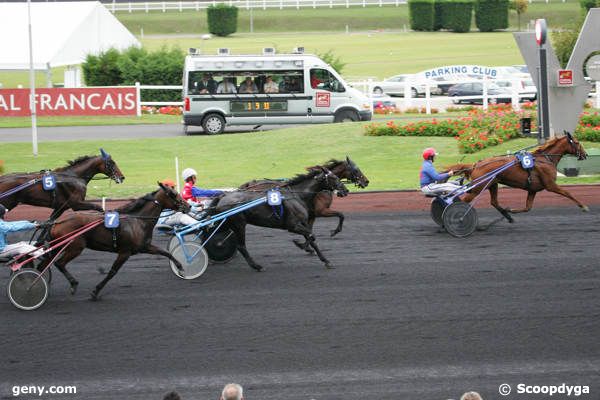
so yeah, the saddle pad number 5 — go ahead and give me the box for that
[104,211,120,228]
[520,153,535,169]
[267,189,282,206]
[42,174,56,191]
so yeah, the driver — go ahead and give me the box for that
[420,148,458,195]
[0,204,44,259]
[181,168,224,207]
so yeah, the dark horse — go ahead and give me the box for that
[239,157,369,246]
[213,167,349,271]
[446,132,588,221]
[38,183,190,300]
[0,149,125,221]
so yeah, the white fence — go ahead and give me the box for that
[135,79,600,116]
[104,0,570,12]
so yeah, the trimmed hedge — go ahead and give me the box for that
[579,0,596,11]
[438,0,473,32]
[475,0,509,32]
[434,0,444,31]
[409,0,435,31]
[82,48,122,87]
[207,4,238,37]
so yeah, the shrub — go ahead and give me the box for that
[475,0,509,32]
[434,0,445,30]
[82,48,122,86]
[510,0,528,30]
[207,4,238,37]
[552,29,579,68]
[579,0,596,11]
[408,0,435,31]
[576,111,600,141]
[441,0,473,32]
[317,50,347,74]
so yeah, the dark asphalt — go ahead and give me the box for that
[1,208,599,400]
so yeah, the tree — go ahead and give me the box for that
[207,4,238,37]
[510,0,528,31]
[317,50,347,74]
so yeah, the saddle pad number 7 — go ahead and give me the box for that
[104,211,120,228]
[267,189,282,206]
[519,153,535,169]
[42,174,56,191]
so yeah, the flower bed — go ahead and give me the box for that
[365,105,533,153]
[141,105,183,115]
[575,111,600,142]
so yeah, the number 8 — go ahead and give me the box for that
[270,192,279,203]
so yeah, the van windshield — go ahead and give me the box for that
[187,70,305,95]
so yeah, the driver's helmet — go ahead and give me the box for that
[182,168,197,181]
[422,148,438,160]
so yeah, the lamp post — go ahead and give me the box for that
[27,0,38,156]
[535,18,550,144]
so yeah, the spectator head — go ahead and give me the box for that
[265,75,272,82]
[202,73,210,81]
[162,391,182,400]
[460,392,483,400]
[220,383,243,400]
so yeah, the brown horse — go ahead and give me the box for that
[446,133,588,221]
[0,149,125,220]
[38,183,190,300]
[239,157,369,244]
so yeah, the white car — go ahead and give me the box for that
[372,74,441,97]
[495,78,537,102]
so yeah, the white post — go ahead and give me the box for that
[596,81,600,109]
[175,157,181,193]
[27,0,38,157]
[162,1,166,12]
[511,78,520,111]
[102,197,106,211]
[425,82,431,114]
[482,78,488,111]
[135,82,142,117]
[140,27,144,39]
[179,1,183,11]
[146,2,149,12]
[128,1,132,12]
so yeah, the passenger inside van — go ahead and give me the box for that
[196,73,217,94]
[238,77,258,93]
[217,78,237,94]
[263,76,279,93]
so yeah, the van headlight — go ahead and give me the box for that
[362,103,371,110]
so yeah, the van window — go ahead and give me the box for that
[187,70,304,95]
[310,68,345,93]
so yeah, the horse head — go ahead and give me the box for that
[317,167,349,197]
[99,148,125,184]
[564,131,587,160]
[345,156,369,188]
[157,181,191,213]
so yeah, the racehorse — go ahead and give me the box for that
[0,149,125,221]
[212,167,349,271]
[38,183,190,300]
[239,157,369,248]
[445,132,588,221]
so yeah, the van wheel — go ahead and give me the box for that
[411,87,419,98]
[202,114,225,135]
[373,86,383,95]
[183,125,190,135]
[334,110,359,123]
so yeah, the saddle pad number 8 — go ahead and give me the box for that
[267,189,282,206]
[42,174,56,191]
[518,153,535,170]
[104,211,120,228]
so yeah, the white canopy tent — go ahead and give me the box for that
[0,1,140,86]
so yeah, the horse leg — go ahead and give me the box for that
[290,223,333,269]
[325,209,345,237]
[488,183,514,223]
[509,191,537,213]
[90,252,131,301]
[541,180,589,212]
[51,240,86,294]
[140,244,184,276]
[230,223,264,272]
[293,216,316,254]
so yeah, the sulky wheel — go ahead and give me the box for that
[168,233,197,253]
[430,197,447,227]
[204,229,237,264]
[169,242,209,280]
[442,201,478,238]
[7,269,49,311]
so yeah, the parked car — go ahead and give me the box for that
[495,78,537,101]
[372,95,398,111]
[372,74,441,97]
[448,82,512,104]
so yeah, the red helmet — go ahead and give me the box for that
[422,147,438,160]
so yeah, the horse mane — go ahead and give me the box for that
[54,155,98,172]
[305,159,344,172]
[532,137,561,154]
[286,168,322,186]
[116,191,157,214]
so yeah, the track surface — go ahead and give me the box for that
[1,208,599,400]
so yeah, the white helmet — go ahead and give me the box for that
[182,168,197,181]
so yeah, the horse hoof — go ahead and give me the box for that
[325,263,335,269]
[292,239,305,249]
[330,230,339,237]
[89,291,100,301]
[582,205,590,212]
[251,265,264,272]
[70,282,79,295]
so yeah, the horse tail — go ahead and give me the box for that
[444,163,474,179]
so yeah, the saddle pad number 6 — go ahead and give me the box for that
[520,153,535,169]
[267,189,282,206]
[42,174,56,191]
[104,211,120,228]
